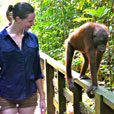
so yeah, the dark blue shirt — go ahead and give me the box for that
[0,27,43,100]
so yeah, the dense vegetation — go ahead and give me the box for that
[30,0,114,91]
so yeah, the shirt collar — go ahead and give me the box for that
[1,27,30,39]
[1,26,9,39]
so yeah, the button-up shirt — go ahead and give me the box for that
[0,27,43,100]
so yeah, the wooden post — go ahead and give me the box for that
[57,71,66,114]
[73,83,82,114]
[95,94,103,114]
[44,60,55,114]
[95,93,114,114]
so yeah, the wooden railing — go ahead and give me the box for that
[40,51,114,114]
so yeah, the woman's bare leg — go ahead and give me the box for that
[18,106,36,114]
[0,108,17,114]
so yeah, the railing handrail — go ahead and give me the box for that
[40,51,114,113]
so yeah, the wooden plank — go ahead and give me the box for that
[57,71,66,114]
[73,83,82,114]
[63,88,73,103]
[80,102,94,114]
[40,51,114,112]
[95,86,114,110]
[45,60,55,114]
[53,98,59,113]
[73,72,114,110]
[95,94,103,114]
[40,51,66,74]
[103,97,114,110]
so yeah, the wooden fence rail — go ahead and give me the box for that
[40,51,114,114]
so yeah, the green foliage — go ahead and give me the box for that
[30,0,114,89]
[77,0,85,10]
[73,17,93,21]
[84,6,110,18]
[31,0,66,59]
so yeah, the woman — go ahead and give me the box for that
[0,2,46,114]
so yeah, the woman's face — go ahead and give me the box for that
[20,12,35,30]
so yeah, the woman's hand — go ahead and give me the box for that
[40,99,47,114]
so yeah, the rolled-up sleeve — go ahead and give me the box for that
[33,36,44,80]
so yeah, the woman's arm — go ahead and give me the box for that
[36,79,46,114]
